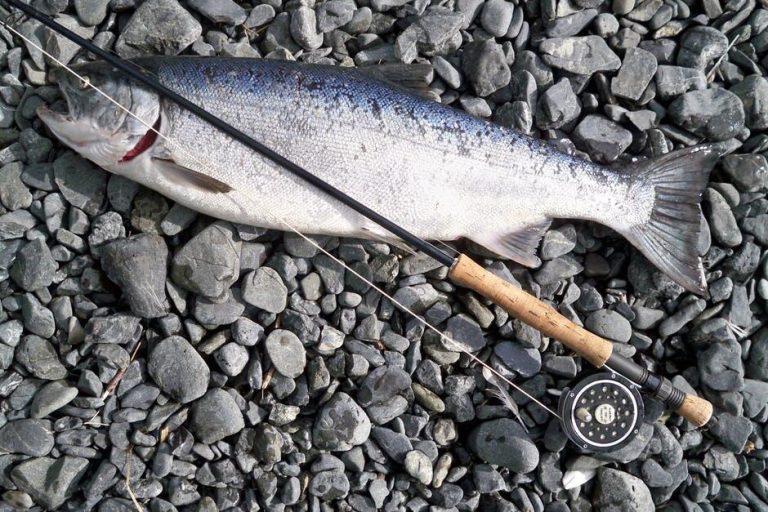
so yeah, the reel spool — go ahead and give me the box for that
[559,372,643,452]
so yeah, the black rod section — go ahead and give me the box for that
[2,0,456,268]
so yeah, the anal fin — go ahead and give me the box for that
[152,157,234,194]
[470,219,552,267]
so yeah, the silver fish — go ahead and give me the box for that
[37,57,718,293]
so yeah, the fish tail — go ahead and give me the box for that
[622,145,720,296]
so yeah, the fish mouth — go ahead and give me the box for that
[36,103,84,148]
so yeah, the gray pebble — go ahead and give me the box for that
[0,419,54,456]
[53,152,105,216]
[677,26,728,70]
[265,329,306,378]
[313,392,371,451]
[10,456,89,510]
[188,0,246,25]
[462,39,511,97]
[115,0,202,57]
[468,419,538,473]
[171,222,241,300]
[10,238,56,291]
[573,115,633,162]
[15,335,66,379]
[242,266,288,313]
[540,36,621,76]
[102,234,170,318]
[188,388,245,443]
[30,380,78,418]
[147,335,210,403]
[594,468,654,511]
[668,88,745,141]
[611,47,657,101]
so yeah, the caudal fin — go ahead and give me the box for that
[623,145,720,295]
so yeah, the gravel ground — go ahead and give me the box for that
[0,0,767,511]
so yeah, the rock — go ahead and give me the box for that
[242,267,288,313]
[358,365,412,407]
[540,36,621,75]
[462,39,511,97]
[473,464,506,493]
[444,313,486,352]
[480,0,514,37]
[677,26,729,70]
[704,189,742,247]
[308,471,350,500]
[193,288,245,326]
[535,254,583,285]
[731,75,768,130]
[147,336,210,403]
[265,329,306,378]
[668,89,745,142]
[10,238,56,291]
[22,294,55,338]
[0,210,36,240]
[468,419,539,473]
[30,380,78,418]
[747,329,768,380]
[494,341,541,377]
[594,468,654,512]
[214,342,249,377]
[0,162,32,210]
[573,115,633,162]
[394,11,463,63]
[721,153,768,192]
[611,47,657,101]
[316,0,355,32]
[547,9,598,38]
[101,234,169,318]
[74,0,109,26]
[10,456,89,510]
[698,340,744,392]
[16,335,66,380]
[187,0,246,25]
[291,7,323,50]
[709,412,753,453]
[189,389,245,443]
[585,309,632,342]
[171,222,241,300]
[655,65,706,100]
[0,419,54,456]
[115,0,202,58]
[540,224,577,259]
[313,392,371,451]
[536,78,581,130]
[53,152,106,216]
[404,450,433,485]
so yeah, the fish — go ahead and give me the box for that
[37,56,719,294]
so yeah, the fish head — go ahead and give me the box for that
[37,62,161,170]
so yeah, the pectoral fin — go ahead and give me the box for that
[152,158,234,194]
[470,219,552,267]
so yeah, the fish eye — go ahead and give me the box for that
[78,76,90,89]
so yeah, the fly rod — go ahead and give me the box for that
[3,0,713,444]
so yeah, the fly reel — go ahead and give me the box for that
[559,372,643,452]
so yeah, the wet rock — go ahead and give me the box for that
[462,39,511,97]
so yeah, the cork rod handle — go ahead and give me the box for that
[448,254,614,367]
[676,394,714,428]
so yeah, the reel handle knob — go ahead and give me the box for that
[676,394,714,428]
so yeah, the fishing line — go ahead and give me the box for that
[3,18,562,420]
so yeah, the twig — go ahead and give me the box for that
[85,341,143,426]
[125,446,143,512]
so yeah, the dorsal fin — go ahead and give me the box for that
[358,63,438,101]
